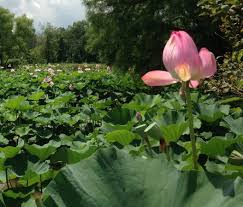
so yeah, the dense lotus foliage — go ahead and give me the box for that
[0,0,242,205]
[0,63,242,206]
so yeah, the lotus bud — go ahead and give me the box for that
[162,31,201,81]
[136,112,142,122]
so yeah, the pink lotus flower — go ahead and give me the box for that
[142,31,216,88]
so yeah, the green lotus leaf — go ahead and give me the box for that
[105,130,137,145]
[223,116,243,135]
[4,96,31,111]
[146,111,189,142]
[198,103,230,123]
[123,93,162,112]
[24,141,61,161]
[0,139,24,169]
[50,143,97,164]
[104,108,136,125]
[28,91,45,101]
[43,148,243,207]
[201,136,243,156]
[0,134,8,145]
[15,125,31,137]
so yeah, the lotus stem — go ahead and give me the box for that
[160,139,170,160]
[35,199,44,207]
[183,82,198,170]
[165,145,170,161]
[33,191,44,207]
[144,136,153,157]
[5,168,9,189]
[40,175,42,193]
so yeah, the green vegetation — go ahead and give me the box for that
[198,0,243,96]
[43,148,243,207]
[0,65,242,206]
[0,0,242,206]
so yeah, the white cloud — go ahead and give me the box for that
[32,1,41,9]
[0,0,86,30]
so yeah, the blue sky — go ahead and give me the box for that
[0,0,86,29]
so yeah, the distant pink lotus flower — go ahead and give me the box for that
[69,84,74,91]
[43,76,54,87]
[142,31,216,88]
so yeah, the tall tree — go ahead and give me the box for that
[83,0,221,73]
[43,24,61,63]
[57,30,67,62]
[66,21,90,63]
[14,15,36,62]
[0,7,14,65]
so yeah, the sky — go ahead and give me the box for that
[0,0,86,30]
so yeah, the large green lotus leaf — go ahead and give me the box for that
[24,141,61,161]
[0,134,8,145]
[50,144,97,164]
[35,128,53,139]
[123,93,162,112]
[157,110,187,126]
[101,121,134,133]
[201,136,236,156]
[103,108,136,125]
[22,111,40,120]
[105,130,137,145]
[101,108,136,133]
[183,117,202,135]
[143,122,162,141]
[4,96,31,111]
[160,123,188,142]
[201,136,243,156]
[19,167,56,187]
[15,125,31,137]
[47,92,76,109]
[198,103,230,123]
[2,111,18,122]
[53,114,72,125]
[140,117,199,142]
[163,92,185,110]
[146,111,189,142]
[28,91,45,101]
[4,96,25,110]
[223,116,243,135]
[0,140,24,170]
[43,148,243,207]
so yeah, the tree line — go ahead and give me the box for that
[0,7,96,68]
[0,0,241,73]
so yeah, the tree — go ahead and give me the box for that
[83,0,222,73]
[39,21,96,64]
[14,15,36,62]
[43,24,61,63]
[0,7,14,65]
[57,29,67,62]
[29,34,46,64]
[0,8,36,66]
[65,21,96,63]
